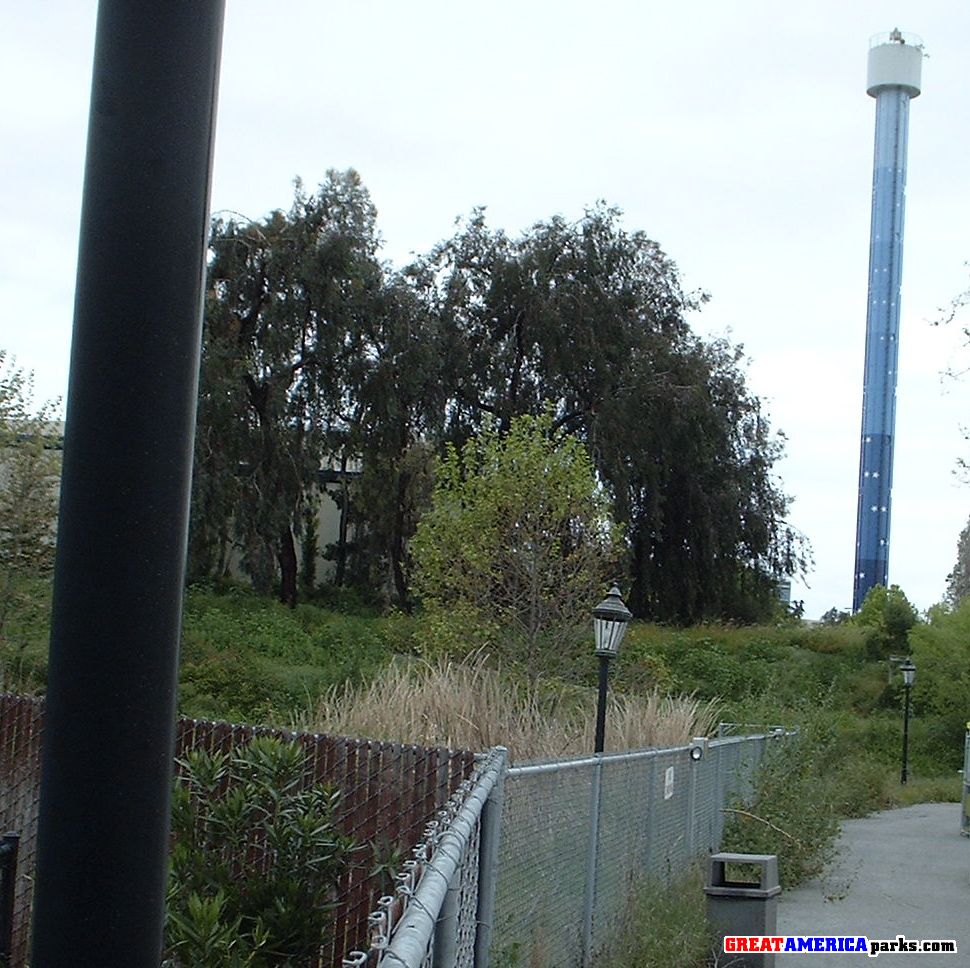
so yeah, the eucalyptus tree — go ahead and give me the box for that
[414,205,806,622]
[332,269,446,604]
[191,170,384,606]
[945,516,970,607]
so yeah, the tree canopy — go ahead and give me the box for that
[409,205,807,622]
[190,171,808,623]
[410,411,622,677]
[852,583,919,657]
[945,515,970,607]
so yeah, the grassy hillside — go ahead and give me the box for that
[1,580,965,779]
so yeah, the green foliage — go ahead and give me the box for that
[852,584,919,658]
[0,352,60,652]
[300,508,318,594]
[599,864,714,968]
[820,605,851,625]
[165,736,358,967]
[0,572,50,692]
[410,411,623,678]
[721,713,842,887]
[908,598,970,771]
[884,773,961,807]
[945,514,970,606]
[191,178,807,625]
[178,585,389,722]
[415,206,808,625]
[192,170,385,606]
[616,622,866,710]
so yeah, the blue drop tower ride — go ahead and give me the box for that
[853,30,922,612]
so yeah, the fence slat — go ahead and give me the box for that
[0,695,479,968]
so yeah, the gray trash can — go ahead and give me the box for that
[705,852,781,967]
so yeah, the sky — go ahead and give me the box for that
[3,1,970,620]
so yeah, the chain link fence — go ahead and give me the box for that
[0,689,781,968]
[352,731,780,968]
[344,746,508,968]
[489,732,776,968]
[962,729,970,836]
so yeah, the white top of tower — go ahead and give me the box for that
[867,29,923,98]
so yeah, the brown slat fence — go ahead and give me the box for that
[0,693,478,967]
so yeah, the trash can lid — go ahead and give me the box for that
[704,884,782,900]
[708,852,780,892]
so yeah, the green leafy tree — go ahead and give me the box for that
[192,170,384,606]
[410,410,623,678]
[331,271,445,605]
[0,351,60,637]
[945,515,970,606]
[192,183,806,620]
[853,584,919,657]
[165,736,358,967]
[909,599,970,768]
[412,205,807,622]
[820,606,851,625]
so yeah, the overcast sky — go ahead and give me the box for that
[3,1,970,619]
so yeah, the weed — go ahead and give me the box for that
[720,712,841,888]
[599,863,716,968]
[296,651,719,761]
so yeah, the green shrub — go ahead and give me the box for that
[720,712,842,888]
[178,587,390,722]
[0,573,51,692]
[164,736,358,967]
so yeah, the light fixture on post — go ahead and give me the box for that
[900,657,916,785]
[592,584,632,754]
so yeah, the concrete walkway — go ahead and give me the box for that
[775,803,967,964]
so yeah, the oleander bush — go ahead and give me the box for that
[163,735,358,967]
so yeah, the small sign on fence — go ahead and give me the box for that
[664,765,675,800]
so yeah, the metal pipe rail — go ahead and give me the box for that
[344,747,508,968]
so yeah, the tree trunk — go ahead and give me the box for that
[335,454,349,588]
[390,468,411,612]
[278,526,298,608]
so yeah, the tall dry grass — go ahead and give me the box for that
[294,653,719,763]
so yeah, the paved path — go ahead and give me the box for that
[775,803,967,965]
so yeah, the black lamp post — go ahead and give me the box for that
[592,585,632,754]
[900,657,916,785]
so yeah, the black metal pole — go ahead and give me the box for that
[594,654,610,754]
[901,683,911,785]
[0,833,19,965]
[30,4,224,965]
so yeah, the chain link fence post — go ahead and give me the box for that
[473,747,507,968]
[433,866,461,968]
[687,746,698,855]
[961,729,970,836]
[581,757,603,967]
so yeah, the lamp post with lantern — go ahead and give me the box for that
[592,585,633,754]
[900,657,916,785]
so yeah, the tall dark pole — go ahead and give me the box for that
[594,654,610,754]
[901,681,912,785]
[30,4,224,965]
